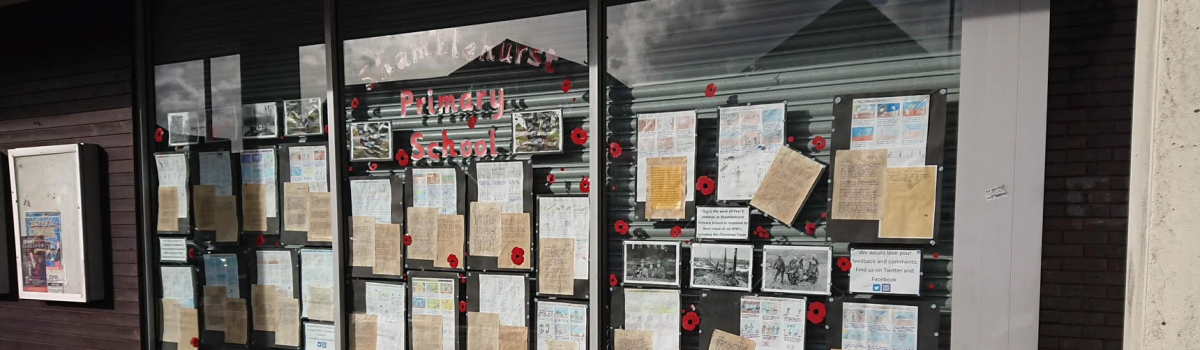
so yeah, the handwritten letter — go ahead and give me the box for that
[406,207,438,260]
[351,216,377,267]
[307,192,333,241]
[374,223,403,275]
[832,149,887,220]
[538,238,575,295]
[412,314,444,350]
[193,185,216,230]
[750,147,825,225]
[614,329,654,350]
[435,214,465,268]
[469,202,503,257]
[214,195,238,242]
[283,182,310,231]
[224,298,247,344]
[467,312,501,350]
[646,156,687,219]
[709,329,757,350]
[242,184,268,231]
[498,213,530,269]
[157,187,180,231]
[879,166,937,239]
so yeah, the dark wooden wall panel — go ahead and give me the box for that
[0,0,138,349]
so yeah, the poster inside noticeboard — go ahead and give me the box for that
[278,142,331,246]
[825,298,942,350]
[466,160,534,271]
[827,90,948,244]
[348,175,406,280]
[154,150,197,236]
[404,166,468,272]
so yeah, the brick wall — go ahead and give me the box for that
[1040,0,1136,349]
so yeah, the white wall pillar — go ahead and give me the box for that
[1124,0,1200,348]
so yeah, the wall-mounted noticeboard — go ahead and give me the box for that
[8,144,106,303]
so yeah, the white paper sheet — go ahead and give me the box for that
[412,168,458,215]
[535,301,587,350]
[203,254,240,298]
[199,151,234,196]
[364,282,408,350]
[289,145,329,192]
[159,237,187,262]
[241,149,278,217]
[841,302,919,350]
[636,110,696,203]
[475,162,526,213]
[624,289,680,350]
[717,103,787,200]
[478,274,526,327]
[538,197,590,279]
[300,249,335,319]
[695,206,750,240]
[351,179,393,224]
[411,277,456,350]
[740,295,806,350]
[161,266,195,308]
[848,249,922,295]
[304,322,336,350]
[849,95,930,167]
[155,153,189,218]
[256,250,294,296]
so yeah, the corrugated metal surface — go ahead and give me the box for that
[602,0,960,348]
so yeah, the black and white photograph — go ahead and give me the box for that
[512,109,563,154]
[623,241,680,286]
[350,121,392,161]
[284,98,323,136]
[689,243,753,291]
[761,245,832,295]
[243,102,279,139]
[167,111,203,146]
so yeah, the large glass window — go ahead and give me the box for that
[601,0,960,349]
[147,0,333,348]
[335,1,591,350]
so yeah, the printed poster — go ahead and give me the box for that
[475,161,526,213]
[636,111,696,203]
[289,145,328,192]
[536,301,587,350]
[740,295,806,350]
[411,278,456,350]
[841,303,919,350]
[241,149,278,217]
[850,95,930,167]
[718,103,787,200]
[413,168,458,215]
[21,211,63,293]
[155,153,189,218]
[203,254,240,298]
[351,178,393,223]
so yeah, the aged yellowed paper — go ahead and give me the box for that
[214,195,238,242]
[646,156,687,219]
[468,312,501,350]
[283,182,311,231]
[157,187,180,231]
[193,185,216,230]
[538,238,575,295]
[351,216,377,267]
[749,147,825,224]
[469,202,503,257]
[407,207,438,260]
[435,214,465,268]
[880,166,937,239]
[498,213,531,269]
[307,192,333,241]
[374,223,403,275]
[831,149,887,220]
[242,184,268,231]
[614,329,654,350]
[708,329,757,350]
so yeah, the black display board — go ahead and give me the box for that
[534,195,590,300]
[465,160,535,272]
[348,175,407,279]
[191,145,243,245]
[827,89,948,244]
[404,166,468,272]
[407,270,466,350]
[197,246,254,349]
[279,142,331,246]
[465,272,534,349]
[825,298,942,350]
[248,248,303,349]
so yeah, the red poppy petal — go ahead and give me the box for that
[788,136,795,143]
[608,274,619,287]
[459,301,467,312]
[562,80,572,93]
[547,174,556,184]
[704,83,717,98]
[154,128,164,142]
[368,162,378,171]
[933,253,940,259]
[812,136,827,151]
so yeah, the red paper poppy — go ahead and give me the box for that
[511,247,526,266]
[190,337,200,348]
[579,177,591,193]
[348,166,354,172]
[561,79,572,93]
[812,136,827,151]
[805,222,817,235]
[570,127,588,145]
[447,254,459,268]
[696,176,715,196]
[704,83,717,98]
[324,124,329,134]
[755,226,769,238]
[929,283,936,290]
[403,235,412,246]
[787,136,795,143]
[458,301,468,313]
[546,174,556,184]
[807,302,826,324]
[368,162,378,171]
[350,97,361,109]
[254,235,266,246]
[154,128,164,143]
[682,311,701,331]
[395,149,410,166]
[467,116,478,129]
[608,274,619,287]
[837,257,852,272]
[609,142,623,158]
[614,220,629,235]
[933,253,940,259]
[670,226,683,238]
[821,212,828,219]
[187,249,196,259]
